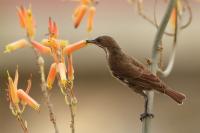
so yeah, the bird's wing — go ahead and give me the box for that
[127,56,164,89]
[128,56,146,69]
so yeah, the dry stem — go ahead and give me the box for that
[59,81,76,133]
[27,38,59,133]
[34,50,59,133]
[17,113,28,133]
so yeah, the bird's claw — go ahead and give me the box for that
[140,112,154,121]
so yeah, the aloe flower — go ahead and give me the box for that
[17,5,36,38]
[169,0,184,30]
[4,39,28,53]
[7,67,40,114]
[31,18,76,90]
[4,5,36,53]
[72,0,97,32]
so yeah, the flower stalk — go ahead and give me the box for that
[142,0,176,133]
[32,46,59,133]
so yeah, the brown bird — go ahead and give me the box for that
[86,36,186,120]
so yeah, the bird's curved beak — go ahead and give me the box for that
[86,39,96,44]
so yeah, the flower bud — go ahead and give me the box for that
[17,6,26,28]
[4,39,28,53]
[17,89,40,112]
[73,4,88,28]
[7,71,19,104]
[67,55,74,81]
[26,8,36,38]
[87,6,96,32]
[47,63,57,89]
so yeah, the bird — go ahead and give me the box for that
[86,35,186,121]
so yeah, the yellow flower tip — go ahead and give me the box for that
[47,83,53,90]
[34,104,40,112]
[4,49,11,53]
[60,40,69,47]
[60,80,67,87]
[4,39,28,53]
[41,39,51,47]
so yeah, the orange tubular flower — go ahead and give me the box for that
[17,5,36,38]
[4,39,28,53]
[87,6,96,32]
[31,40,51,54]
[17,89,40,112]
[48,18,59,38]
[58,63,67,85]
[17,6,26,28]
[73,6,82,18]
[47,63,57,89]
[81,0,91,5]
[170,7,177,30]
[26,8,36,38]
[73,4,88,28]
[63,40,87,55]
[7,68,40,112]
[72,0,97,32]
[67,54,74,81]
[7,71,19,105]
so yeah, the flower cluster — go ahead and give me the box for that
[17,5,36,38]
[7,67,40,115]
[4,5,35,53]
[4,5,89,99]
[4,4,90,131]
[72,0,97,32]
[31,18,87,91]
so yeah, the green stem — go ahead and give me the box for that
[142,0,176,133]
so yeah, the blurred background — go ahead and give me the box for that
[0,0,199,133]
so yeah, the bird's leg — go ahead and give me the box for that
[140,93,154,121]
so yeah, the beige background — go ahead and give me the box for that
[0,0,199,133]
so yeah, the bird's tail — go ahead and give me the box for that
[165,88,186,104]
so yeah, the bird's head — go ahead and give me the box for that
[86,36,120,50]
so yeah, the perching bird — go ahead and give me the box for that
[86,36,186,120]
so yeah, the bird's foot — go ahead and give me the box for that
[140,112,154,121]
